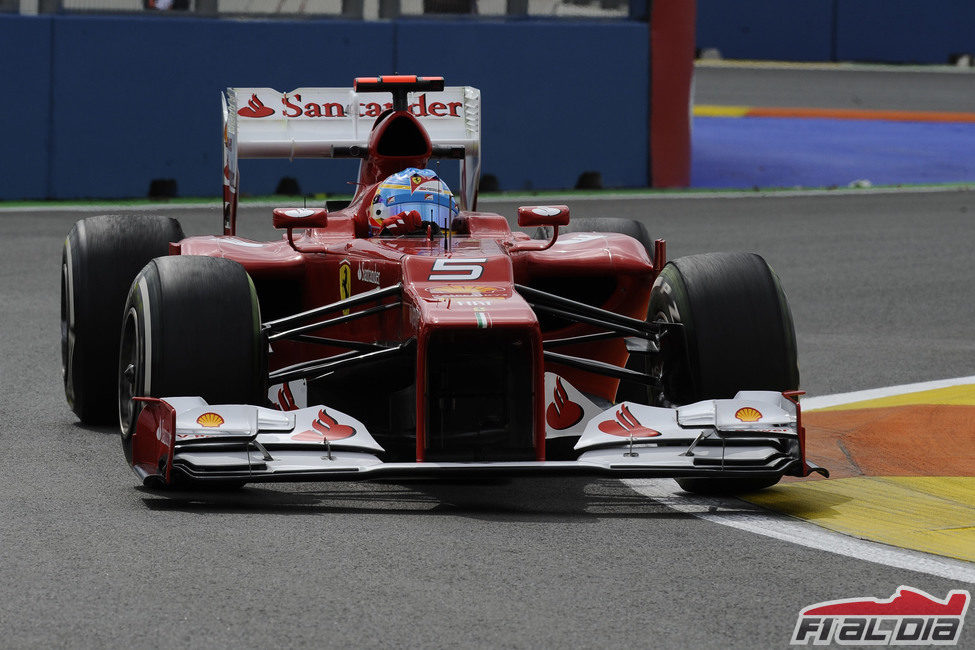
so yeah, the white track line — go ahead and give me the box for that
[625,478,975,583]
[801,374,975,411]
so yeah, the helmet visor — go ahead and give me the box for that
[386,193,458,229]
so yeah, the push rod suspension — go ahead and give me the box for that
[269,345,406,385]
[263,283,402,333]
[543,351,653,385]
[268,302,400,342]
[514,284,655,337]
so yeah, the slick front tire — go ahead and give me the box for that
[675,476,781,495]
[62,215,184,424]
[118,256,265,452]
[649,252,799,406]
[648,252,799,495]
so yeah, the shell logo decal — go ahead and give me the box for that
[734,407,763,422]
[196,412,225,428]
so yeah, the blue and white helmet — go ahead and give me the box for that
[368,168,458,236]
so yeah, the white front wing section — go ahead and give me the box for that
[141,391,807,485]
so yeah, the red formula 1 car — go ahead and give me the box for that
[61,76,826,492]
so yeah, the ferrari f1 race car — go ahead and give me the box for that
[61,75,827,493]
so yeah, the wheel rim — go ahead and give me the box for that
[118,308,141,437]
[60,262,70,383]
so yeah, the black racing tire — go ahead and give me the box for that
[648,252,799,495]
[61,215,184,424]
[118,256,265,456]
[533,217,654,259]
[649,252,799,405]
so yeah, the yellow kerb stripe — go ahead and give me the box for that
[743,477,975,563]
[810,384,975,412]
[693,105,751,118]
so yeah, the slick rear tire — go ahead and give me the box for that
[62,215,184,424]
[648,252,799,495]
[118,256,265,450]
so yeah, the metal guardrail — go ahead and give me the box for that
[9,0,638,19]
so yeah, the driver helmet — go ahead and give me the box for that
[367,168,458,236]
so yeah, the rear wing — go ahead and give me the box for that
[222,84,481,235]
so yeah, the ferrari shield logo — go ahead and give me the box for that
[339,260,352,314]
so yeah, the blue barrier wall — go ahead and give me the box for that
[695,0,834,62]
[395,21,649,193]
[836,0,975,63]
[1,16,53,199]
[0,15,648,200]
[697,0,975,64]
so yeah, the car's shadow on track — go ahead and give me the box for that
[72,421,120,436]
[137,476,757,522]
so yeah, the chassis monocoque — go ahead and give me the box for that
[61,76,827,492]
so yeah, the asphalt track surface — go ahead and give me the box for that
[693,63,975,112]
[1,189,973,648]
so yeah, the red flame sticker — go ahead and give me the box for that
[546,377,584,430]
[597,404,661,438]
[237,94,274,118]
[292,409,356,442]
[276,382,298,411]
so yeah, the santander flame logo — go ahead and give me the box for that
[276,382,298,411]
[546,377,584,430]
[237,94,274,118]
[597,404,660,438]
[292,409,356,442]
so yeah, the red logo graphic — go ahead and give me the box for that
[237,94,274,118]
[409,172,430,193]
[791,586,970,646]
[546,377,584,430]
[292,409,356,442]
[802,587,969,617]
[276,382,298,411]
[597,404,660,438]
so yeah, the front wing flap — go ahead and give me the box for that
[129,391,826,487]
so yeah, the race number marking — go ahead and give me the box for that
[428,258,487,281]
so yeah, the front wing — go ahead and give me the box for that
[129,392,827,487]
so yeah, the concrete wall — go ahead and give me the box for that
[697,0,975,64]
[0,14,649,200]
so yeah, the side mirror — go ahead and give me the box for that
[509,205,570,253]
[273,207,327,251]
[517,205,570,228]
[272,207,328,230]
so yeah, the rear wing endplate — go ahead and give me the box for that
[222,85,481,235]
